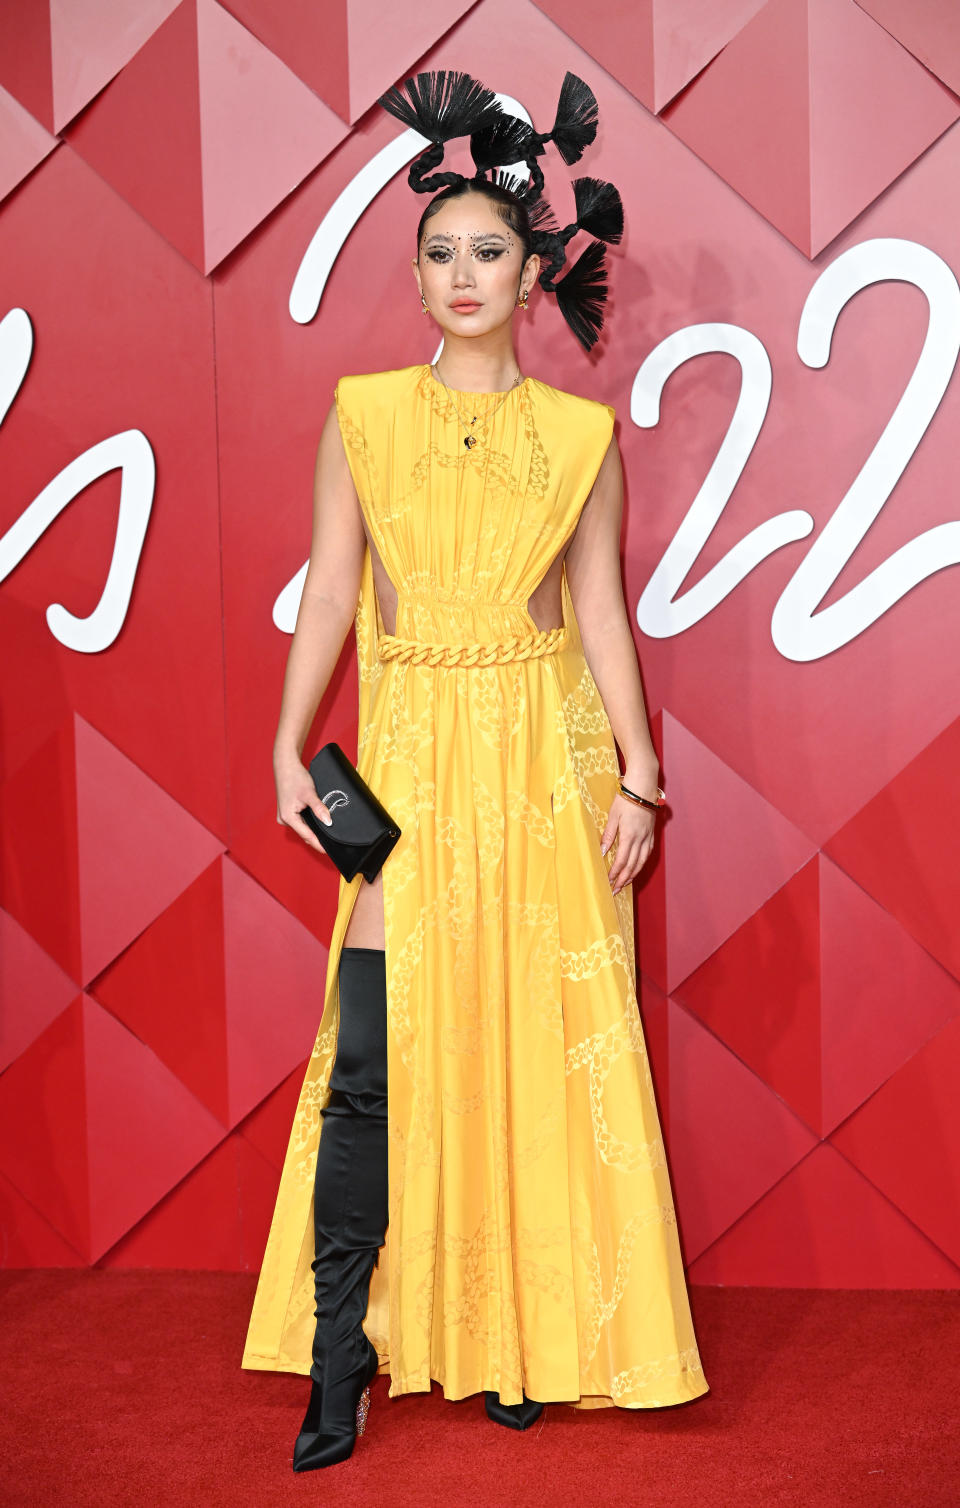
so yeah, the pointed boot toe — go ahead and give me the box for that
[293,1426,358,1472]
[291,1338,379,1472]
[484,1391,545,1431]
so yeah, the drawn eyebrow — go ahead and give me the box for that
[424,232,509,245]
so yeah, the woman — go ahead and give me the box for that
[242,69,710,1472]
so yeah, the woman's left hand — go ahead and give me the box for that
[600,792,657,894]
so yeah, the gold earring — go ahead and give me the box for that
[421,291,429,314]
[517,288,529,310]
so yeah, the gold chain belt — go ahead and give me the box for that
[377,625,567,667]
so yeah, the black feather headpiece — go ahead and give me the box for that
[376,69,623,353]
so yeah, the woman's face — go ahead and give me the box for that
[412,192,538,338]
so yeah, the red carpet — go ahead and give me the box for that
[1,1272,956,1506]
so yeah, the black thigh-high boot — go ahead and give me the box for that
[292,946,388,1473]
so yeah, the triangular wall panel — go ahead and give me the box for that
[83,995,226,1261]
[64,0,349,272]
[531,0,768,114]
[689,1143,960,1287]
[222,0,477,125]
[676,860,823,1133]
[0,908,79,1073]
[676,855,960,1137]
[75,716,226,985]
[819,857,960,1133]
[234,1064,309,1173]
[856,0,960,98]
[0,998,91,1255]
[98,1129,280,1271]
[0,995,227,1262]
[825,716,960,987]
[657,711,814,994]
[665,1000,818,1261]
[660,0,960,256]
[0,82,58,206]
[91,860,229,1122]
[91,856,329,1130]
[0,1,181,134]
[830,1014,960,1268]
[0,1166,86,1268]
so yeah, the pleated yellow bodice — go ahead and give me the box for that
[242,362,709,1409]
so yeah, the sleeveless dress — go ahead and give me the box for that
[241,362,709,1410]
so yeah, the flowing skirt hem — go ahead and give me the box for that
[241,1349,710,1411]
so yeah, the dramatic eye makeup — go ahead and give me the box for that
[423,231,514,263]
[426,246,505,262]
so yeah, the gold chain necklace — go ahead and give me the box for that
[431,363,523,449]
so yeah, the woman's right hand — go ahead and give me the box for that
[275,754,334,855]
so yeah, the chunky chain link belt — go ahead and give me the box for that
[376,625,567,668]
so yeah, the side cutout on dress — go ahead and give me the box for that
[362,523,398,637]
[524,547,568,633]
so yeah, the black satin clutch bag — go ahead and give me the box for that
[297,740,401,883]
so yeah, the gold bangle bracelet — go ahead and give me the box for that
[618,780,666,812]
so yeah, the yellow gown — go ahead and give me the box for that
[242,362,709,1409]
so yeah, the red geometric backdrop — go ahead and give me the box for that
[2,0,959,1289]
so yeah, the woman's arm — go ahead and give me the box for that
[274,399,367,852]
[564,432,660,891]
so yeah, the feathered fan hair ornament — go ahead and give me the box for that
[376,69,623,352]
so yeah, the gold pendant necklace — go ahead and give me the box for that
[432,363,523,448]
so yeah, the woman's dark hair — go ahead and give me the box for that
[379,70,623,350]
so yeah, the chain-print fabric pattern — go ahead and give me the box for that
[242,363,709,1410]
